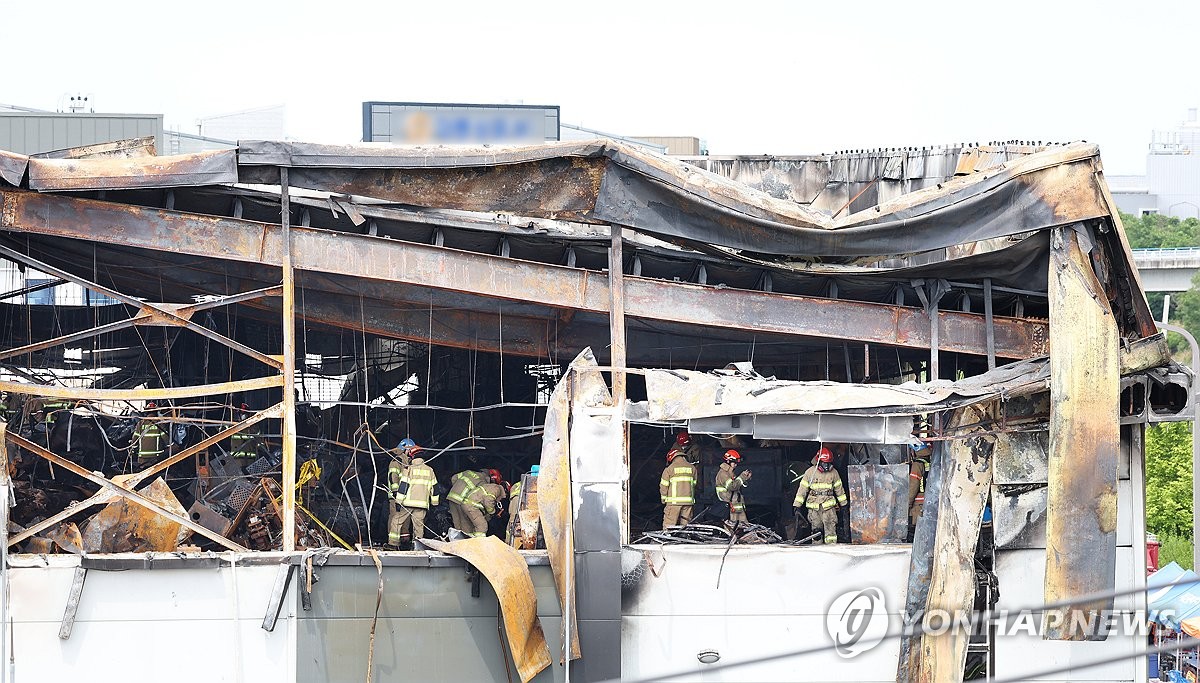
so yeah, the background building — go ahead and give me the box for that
[1109,108,1200,218]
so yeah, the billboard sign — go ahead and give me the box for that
[363,102,559,145]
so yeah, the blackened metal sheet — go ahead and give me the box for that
[898,440,947,682]
[27,149,237,191]
[0,150,26,186]
[993,485,1048,549]
[30,136,157,160]
[595,149,1106,257]
[237,140,1108,258]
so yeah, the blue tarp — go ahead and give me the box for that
[1149,563,1200,630]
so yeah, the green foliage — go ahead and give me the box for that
[1146,422,1193,539]
[1119,211,1200,354]
[1158,531,1194,571]
[1120,211,1200,249]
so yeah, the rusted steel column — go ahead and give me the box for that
[609,225,630,543]
[899,401,996,683]
[1044,226,1119,640]
[280,168,298,553]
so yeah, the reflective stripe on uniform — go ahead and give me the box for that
[825,534,838,543]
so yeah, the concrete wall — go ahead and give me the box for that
[7,553,565,683]
[8,557,296,683]
[621,544,912,682]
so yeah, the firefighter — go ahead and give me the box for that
[230,403,262,458]
[715,449,752,524]
[34,396,70,444]
[392,437,420,468]
[794,447,848,544]
[665,431,699,462]
[462,479,505,538]
[446,467,494,532]
[908,439,932,526]
[132,401,167,466]
[388,443,438,549]
[659,442,697,529]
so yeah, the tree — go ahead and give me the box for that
[1120,211,1200,249]
[1145,422,1193,539]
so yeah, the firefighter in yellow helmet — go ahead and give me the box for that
[794,447,848,544]
[659,432,698,529]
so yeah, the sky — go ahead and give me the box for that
[2,0,1199,175]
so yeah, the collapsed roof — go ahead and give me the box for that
[0,139,1159,375]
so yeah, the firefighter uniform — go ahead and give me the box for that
[463,482,504,537]
[388,457,438,547]
[715,461,750,523]
[133,417,167,464]
[659,454,697,529]
[794,465,848,544]
[784,461,806,540]
[909,455,929,524]
[230,422,263,458]
[447,470,487,532]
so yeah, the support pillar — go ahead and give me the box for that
[281,168,297,552]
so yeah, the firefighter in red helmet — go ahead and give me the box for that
[659,433,698,529]
[794,446,848,544]
[715,449,752,524]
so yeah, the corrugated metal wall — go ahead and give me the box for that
[0,113,163,155]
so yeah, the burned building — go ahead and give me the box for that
[0,137,1183,682]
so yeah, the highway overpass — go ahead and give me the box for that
[1132,247,1200,291]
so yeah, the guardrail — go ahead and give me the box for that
[1133,247,1200,262]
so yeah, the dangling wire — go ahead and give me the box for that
[425,290,433,407]
[498,301,505,404]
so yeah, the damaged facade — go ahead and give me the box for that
[0,137,1185,682]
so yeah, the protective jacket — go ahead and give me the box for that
[134,419,166,461]
[465,481,503,516]
[715,462,750,512]
[448,470,487,505]
[659,456,697,505]
[794,465,848,511]
[398,458,439,509]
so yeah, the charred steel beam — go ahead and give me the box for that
[7,404,283,547]
[0,285,281,362]
[0,190,1049,358]
[6,431,248,552]
[0,278,66,303]
[1043,226,1119,640]
[0,375,281,401]
[0,242,282,370]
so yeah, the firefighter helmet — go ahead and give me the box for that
[145,401,157,409]
[398,438,417,450]
[723,449,742,464]
[488,468,503,484]
[815,447,833,464]
[675,431,691,447]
